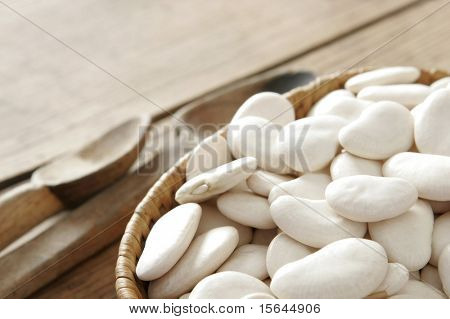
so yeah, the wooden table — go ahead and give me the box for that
[0,0,449,298]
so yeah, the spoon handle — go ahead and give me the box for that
[0,181,63,251]
[0,137,182,298]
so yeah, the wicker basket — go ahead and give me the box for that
[115,68,448,299]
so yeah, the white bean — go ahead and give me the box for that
[147,67,450,300]
[310,96,371,122]
[186,135,232,180]
[270,196,366,248]
[277,116,346,173]
[383,152,450,201]
[438,244,450,297]
[307,89,354,116]
[148,226,239,298]
[195,202,253,247]
[268,173,330,203]
[372,263,409,296]
[247,170,293,197]
[430,212,450,266]
[217,244,268,280]
[330,152,382,180]
[227,116,290,174]
[136,203,201,281]
[175,157,257,203]
[414,88,450,156]
[326,175,418,222]
[190,271,272,299]
[266,233,316,278]
[241,292,275,299]
[345,66,420,93]
[217,192,275,229]
[430,76,450,90]
[357,84,431,109]
[369,200,434,271]
[231,92,295,126]
[339,101,414,160]
[389,279,446,299]
[270,238,388,299]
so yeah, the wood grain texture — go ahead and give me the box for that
[32,242,119,299]
[280,0,450,73]
[0,116,149,251]
[0,173,141,298]
[0,211,69,259]
[6,0,450,299]
[0,0,416,185]
[0,159,164,298]
[0,117,180,298]
[0,181,63,251]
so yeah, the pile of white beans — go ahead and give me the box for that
[136,66,450,299]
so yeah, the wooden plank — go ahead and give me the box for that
[0,147,178,298]
[32,242,119,299]
[30,0,450,299]
[281,0,450,73]
[0,117,176,298]
[0,0,416,185]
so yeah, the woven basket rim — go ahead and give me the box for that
[115,67,449,299]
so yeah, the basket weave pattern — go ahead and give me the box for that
[115,68,447,299]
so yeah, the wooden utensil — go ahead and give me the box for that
[0,69,314,298]
[0,115,151,251]
[173,69,315,137]
[0,124,181,298]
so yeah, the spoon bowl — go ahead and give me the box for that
[174,70,315,139]
[0,114,151,250]
[32,115,151,205]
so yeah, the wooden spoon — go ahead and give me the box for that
[0,114,151,250]
[0,120,181,298]
[0,69,314,298]
[174,69,315,138]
